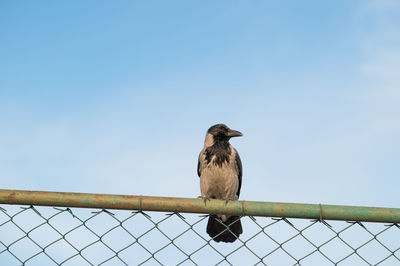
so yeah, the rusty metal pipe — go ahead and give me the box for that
[0,189,399,223]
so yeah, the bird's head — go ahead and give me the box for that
[205,124,243,146]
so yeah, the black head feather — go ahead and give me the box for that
[207,124,242,141]
[204,124,242,167]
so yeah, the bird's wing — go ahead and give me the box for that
[197,158,201,177]
[234,149,242,197]
[197,149,205,177]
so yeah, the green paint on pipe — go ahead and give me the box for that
[0,189,399,223]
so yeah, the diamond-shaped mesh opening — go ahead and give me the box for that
[262,218,299,244]
[190,242,225,265]
[156,213,191,238]
[118,242,152,265]
[64,225,98,250]
[189,215,209,238]
[0,204,399,265]
[282,233,316,260]
[376,225,400,251]
[84,211,120,236]
[136,227,171,254]
[298,250,332,265]
[226,245,262,265]
[0,222,25,246]
[121,212,157,237]
[81,241,116,265]
[8,236,41,262]
[320,235,354,263]
[44,239,77,264]
[262,246,296,265]
[244,229,280,257]
[101,224,136,251]
[211,235,245,256]
[154,242,188,265]
[48,211,82,235]
[339,223,373,248]
[171,226,206,255]
[242,216,269,238]
[302,221,337,246]
[28,223,62,248]
[12,208,46,232]
[357,238,392,265]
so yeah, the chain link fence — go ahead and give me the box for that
[1,203,399,265]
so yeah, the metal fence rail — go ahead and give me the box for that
[0,190,399,265]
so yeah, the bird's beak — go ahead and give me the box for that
[227,129,243,137]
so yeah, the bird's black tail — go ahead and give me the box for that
[206,215,242,243]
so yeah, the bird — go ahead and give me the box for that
[197,124,243,243]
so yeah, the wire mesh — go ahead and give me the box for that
[0,204,399,265]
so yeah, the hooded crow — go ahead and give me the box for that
[197,124,243,243]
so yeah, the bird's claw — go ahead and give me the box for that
[200,196,210,206]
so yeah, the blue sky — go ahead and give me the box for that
[1,1,400,209]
